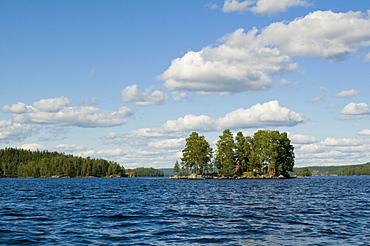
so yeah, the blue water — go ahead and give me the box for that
[1,177,370,245]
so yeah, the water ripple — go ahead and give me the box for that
[1,177,370,245]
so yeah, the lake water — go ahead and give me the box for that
[1,176,370,245]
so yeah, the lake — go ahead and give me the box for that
[1,176,370,245]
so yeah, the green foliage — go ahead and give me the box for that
[175,129,295,177]
[296,167,312,176]
[0,148,125,178]
[338,164,370,176]
[126,167,164,177]
[215,129,235,175]
[249,130,294,177]
[181,132,213,175]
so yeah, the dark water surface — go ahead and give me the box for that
[1,177,370,245]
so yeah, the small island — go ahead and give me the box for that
[171,129,295,179]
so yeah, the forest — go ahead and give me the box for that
[126,167,165,177]
[0,148,125,178]
[337,163,370,176]
[174,129,295,178]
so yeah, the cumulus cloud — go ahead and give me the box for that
[127,101,306,138]
[250,0,309,15]
[121,84,167,106]
[158,10,370,94]
[359,129,370,136]
[32,97,70,112]
[260,10,370,61]
[222,0,309,15]
[0,120,40,143]
[288,133,319,144]
[19,143,45,151]
[2,97,134,128]
[158,28,297,93]
[147,138,186,149]
[333,90,362,98]
[340,102,370,116]
[222,0,252,13]
[294,137,370,166]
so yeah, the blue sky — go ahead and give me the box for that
[1,0,370,168]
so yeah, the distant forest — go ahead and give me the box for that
[292,162,370,176]
[0,148,125,178]
[126,167,165,177]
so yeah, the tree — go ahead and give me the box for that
[181,132,213,175]
[173,161,181,176]
[296,167,312,176]
[235,132,253,171]
[215,129,235,175]
[249,130,294,177]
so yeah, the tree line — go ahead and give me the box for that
[174,129,294,178]
[126,167,165,177]
[338,164,370,176]
[0,148,125,178]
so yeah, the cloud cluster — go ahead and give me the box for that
[2,97,134,128]
[222,0,309,15]
[0,120,40,143]
[295,137,370,166]
[121,84,167,106]
[158,28,297,93]
[127,101,306,138]
[158,10,370,94]
[260,10,370,61]
[340,102,370,119]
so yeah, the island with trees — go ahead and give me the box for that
[172,129,295,179]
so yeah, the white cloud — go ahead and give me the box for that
[121,84,167,106]
[321,137,365,146]
[222,0,252,13]
[32,97,70,112]
[205,2,219,10]
[359,129,370,136]
[333,89,362,98]
[159,10,370,94]
[288,133,319,144]
[2,97,134,128]
[251,0,309,15]
[0,120,40,143]
[54,144,85,152]
[294,137,370,166]
[217,100,307,129]
[340,102,370,115]
[147,138,186,149]
[127,100,306,139]
[172,91,188,101]
[222,0,309,15]
[158,28,297,93]
[19,143,45,151]
[2,102,33,114]
[260,10,370,61]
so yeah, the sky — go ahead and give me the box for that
[1,0,370,169]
